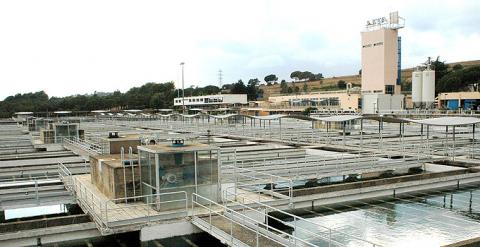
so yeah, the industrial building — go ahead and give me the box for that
[361,12,403,95]
[361,11,406,114]
[173,94,247,110]
[438,91,480,110]
[241,91,360,116]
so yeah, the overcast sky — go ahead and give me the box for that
[0,0,479,100]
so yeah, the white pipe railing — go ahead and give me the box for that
[58,164,188,231]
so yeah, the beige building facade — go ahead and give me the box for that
[361,28,400,94]
[268,92,360,111]
[437,92,480,110]
[241,91,361,116]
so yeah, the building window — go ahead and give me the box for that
[385,85,395,95]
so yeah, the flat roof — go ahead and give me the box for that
[138,142,217,153]
[53,111,72,114]
[405,117,480,126]
[209,114,239,119]
[311,115,362,122]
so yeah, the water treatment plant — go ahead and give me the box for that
[1,6,480,247]
[1,111,480,247]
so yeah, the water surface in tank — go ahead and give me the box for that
[291,186,480,247]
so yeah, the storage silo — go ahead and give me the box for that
[422,68,435,108]
[411,68,423,108]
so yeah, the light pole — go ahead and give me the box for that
[180,62,185,114]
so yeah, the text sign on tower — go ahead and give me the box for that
[365,11,403,29]
[366,17,388,27]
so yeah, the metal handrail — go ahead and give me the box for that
[63,136,103,154]
[58,165,188,230]
[192,193,321,247]
[223,190,381,247]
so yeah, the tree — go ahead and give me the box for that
[231,80,248,94]
[303,107,317,116]
[452,64,464,71]
[257,89,264,100]
[303,83,309,93]
[432,57,449,86]
[287,87,293,94]
[290,71,302,82]
[314,73,324,80]
[280,80,289,94]
[436,66,480,93]
[0,81,180,116]
[264,74,278,85]
[337,80,347,89]
[247,78,261,101]
[299,71,315,81]
[294,86,300,94]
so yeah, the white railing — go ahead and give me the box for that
[63,136,103,155]
[58,164,188,231]
[228,190,381,247]
[222,164,293,203]
[193,192,381,247]
[192,193,318,247]
[58,162,73,191]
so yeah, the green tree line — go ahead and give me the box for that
[0,82,224,117]
[434,60,480,94]
[0,79,268,117]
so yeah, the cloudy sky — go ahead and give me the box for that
[0,0,479,99]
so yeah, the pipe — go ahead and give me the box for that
[129,147,136,198]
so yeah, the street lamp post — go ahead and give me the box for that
[180,62,185,114]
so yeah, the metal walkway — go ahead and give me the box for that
[191,193,380,247]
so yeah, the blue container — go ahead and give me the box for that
[447,100,459,110]
[464,99,476,110]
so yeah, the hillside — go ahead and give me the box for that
[259,59,480,99]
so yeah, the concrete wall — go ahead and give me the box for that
[108,139,140,154]
[90,155,140,200]
[0,222,100,247]
[362,93,404,114]
[140,220,202,241]
[0,215,90,234]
